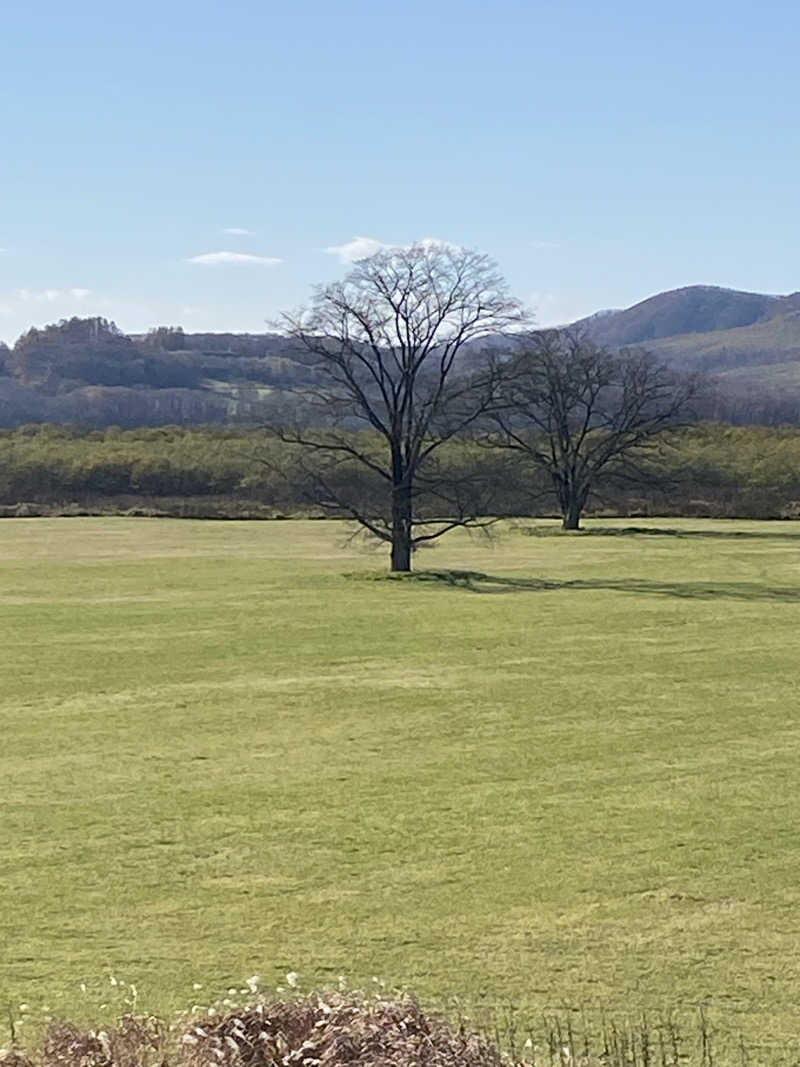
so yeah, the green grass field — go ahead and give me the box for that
[3,517,800,1052]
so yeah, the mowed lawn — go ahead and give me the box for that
[2,517,800,1046]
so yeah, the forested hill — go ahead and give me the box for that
[0,320,302,427]
[4,289,800,427]
[572,285,800,346]
[573,285,800,422]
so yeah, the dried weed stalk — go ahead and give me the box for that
[179,991,508,1067]
[42,1014,166,1067]
[0,1052,37,1067]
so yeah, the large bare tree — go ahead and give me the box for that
[276,242,524,571]
[486,329,698,529]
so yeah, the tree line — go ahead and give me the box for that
[2,422,800,526]
[0,318,309,428]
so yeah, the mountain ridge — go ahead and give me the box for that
[565,285,800,419]
[569,284,799,348]
[3,284,800,426]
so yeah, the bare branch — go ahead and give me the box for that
[272,242,527,569]
[485,329,698,529]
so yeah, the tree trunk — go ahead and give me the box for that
[391,535,412,572]
[390,483,413,572]
[561,490,584,530]
[554,474,584,531]
[562,503,581,530]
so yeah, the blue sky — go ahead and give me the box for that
[1,0,799,343]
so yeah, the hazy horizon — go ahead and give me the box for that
[4,279,800,347]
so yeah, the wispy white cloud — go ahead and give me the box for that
[530,240,562,251]
[14,287,92,303]
[324,234,462,264]
[187,251,281,266]
[222,227,255,236]
[324,236,388,263]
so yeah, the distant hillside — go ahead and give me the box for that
[0,319,304,427]
[5,290,800,427]
[571,285,800,422]
[572,285,790,346]
[643,310,800,373]
[572,285,800,359]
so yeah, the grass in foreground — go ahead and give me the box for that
[2,517,800,1056]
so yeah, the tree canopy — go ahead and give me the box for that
[486,329,699,529]
[277,241,526,570]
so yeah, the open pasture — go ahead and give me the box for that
[2,517,800,1049]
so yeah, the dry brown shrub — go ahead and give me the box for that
[0,1051,37,1067]
[42,1015,166,1067]
[179,992,508,1067]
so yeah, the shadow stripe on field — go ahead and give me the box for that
[390,570,800,600]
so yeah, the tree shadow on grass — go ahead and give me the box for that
[522,524,800,541]
[397,569,800,601]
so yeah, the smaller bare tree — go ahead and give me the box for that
[486,329,698,529]
[274,242,525,570]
